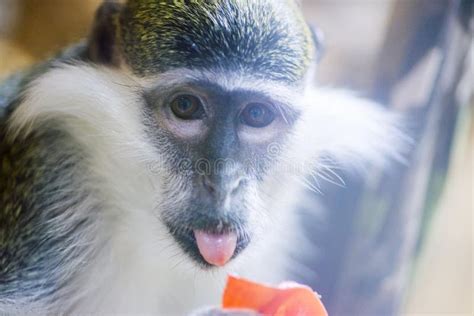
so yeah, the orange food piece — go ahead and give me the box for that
[222,275,328,316]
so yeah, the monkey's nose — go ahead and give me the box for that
[202,175,217,195]
[201,175,245,198]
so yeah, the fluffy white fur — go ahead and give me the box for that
[5,63,406,315]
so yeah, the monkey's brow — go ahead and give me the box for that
[141,69,305,111]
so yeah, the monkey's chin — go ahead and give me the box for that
[193,230,237,266]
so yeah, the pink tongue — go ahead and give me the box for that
[194,230,237,266]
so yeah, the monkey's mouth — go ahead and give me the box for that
[166,223,250,268]
[194,230,237,266]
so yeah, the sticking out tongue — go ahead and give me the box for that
[194,230,237,266]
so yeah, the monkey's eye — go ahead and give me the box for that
[240,103,276,128]
[170,94,204,120]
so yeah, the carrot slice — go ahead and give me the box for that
[222,275,328,316]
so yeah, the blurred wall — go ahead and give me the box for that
[302,0,394,90]
[403,107,473,315]
[0,0,100,75]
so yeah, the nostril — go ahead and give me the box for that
[201,175,246,197]
[231,178,246,195]
[202,176,216,195]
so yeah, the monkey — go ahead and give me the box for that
[0,0,406,314]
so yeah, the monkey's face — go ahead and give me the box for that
[85,0,317,268]
[143,70,302,268]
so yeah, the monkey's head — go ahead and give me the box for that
[86,0,322,268]
[11,0,398,272]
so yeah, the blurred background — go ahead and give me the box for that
[0,0,472,315]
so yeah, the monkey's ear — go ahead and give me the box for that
[309,25,325,62]
[87,1,123,65]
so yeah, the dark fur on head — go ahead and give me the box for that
[90,0,317,83]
